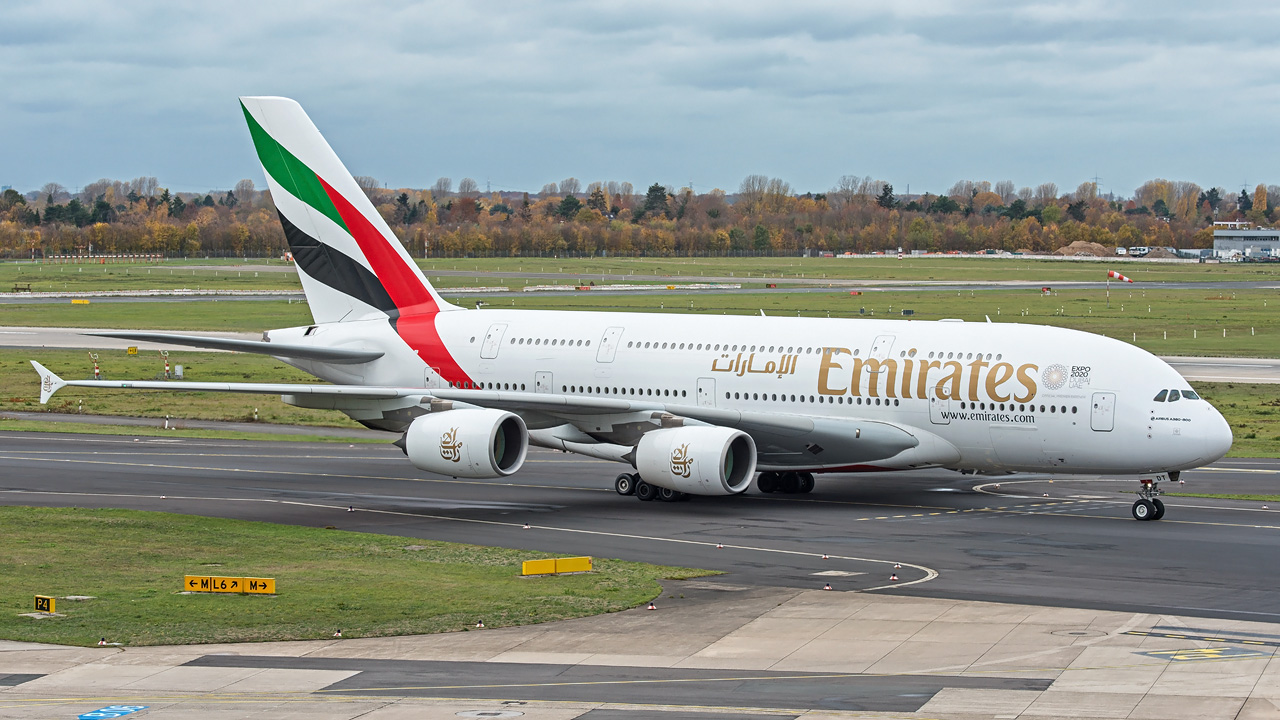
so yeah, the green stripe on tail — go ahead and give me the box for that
[241,101,347,232]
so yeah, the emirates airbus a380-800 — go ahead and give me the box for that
[31,97,1233,521]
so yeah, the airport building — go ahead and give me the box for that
[1213,226,1280,257]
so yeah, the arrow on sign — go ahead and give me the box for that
[188,579,198,588]
[230,580,239,590]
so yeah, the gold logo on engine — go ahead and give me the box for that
[440,428,462,462]
[670,443,692,478]
[41,375,53,393]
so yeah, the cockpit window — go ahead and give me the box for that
[1168,390,1181,402]
[1153,389,1168,402]
[1182,389,1200,400]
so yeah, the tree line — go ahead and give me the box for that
[1,173,1276,259]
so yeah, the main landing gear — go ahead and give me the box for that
[614,473,689,502]
[757,471,815,495]
[1131,473,1171,521]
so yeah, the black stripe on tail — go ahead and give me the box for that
[278,211,398,318]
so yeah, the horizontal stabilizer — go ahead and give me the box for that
[85,331,383,364]
[30,360,66,404]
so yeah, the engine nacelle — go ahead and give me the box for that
[636,426,757,496]
[403,409,528,478]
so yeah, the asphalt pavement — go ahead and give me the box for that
[1,432,1277,622]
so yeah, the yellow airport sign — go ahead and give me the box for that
[521,559,556,576]
[242,577,276,594]
[521,557,592,576]
[183,575,276,594]
[555,556,593,573]
[126,346,137,355]
[34,595,55,613]
[71,299,90,305]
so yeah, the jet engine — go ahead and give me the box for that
[401,409,528,478]
[635,426,757,496]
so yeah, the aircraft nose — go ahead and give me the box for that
[1202,406,1233,463]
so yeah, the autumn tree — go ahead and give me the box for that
[458,178,479,197]
[586,186,608,213]
[1251,183,1269,222]
[234,179,257,206]
[994,180,1016,203]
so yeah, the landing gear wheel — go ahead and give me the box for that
[798,473,815,494]
[781,472,802,494]
[635,480,656,502]
[657,487,683,502]
[757,472,779,493]
[1132,475,1167,521]
[1132,499,1155,521]
[614,473,636,496]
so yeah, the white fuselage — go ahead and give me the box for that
[271,307,1233,477]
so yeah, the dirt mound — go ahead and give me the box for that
[1052,240,1109,257]
[1145,247,1178,259]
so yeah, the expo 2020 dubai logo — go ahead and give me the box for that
[1041,363,1067,390]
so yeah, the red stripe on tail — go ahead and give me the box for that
[318,176,473,386]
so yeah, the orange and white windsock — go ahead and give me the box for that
[1107,270,1133,283]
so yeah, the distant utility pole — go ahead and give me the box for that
[486,179,491,194]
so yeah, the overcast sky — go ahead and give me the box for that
[2,1,1278,199]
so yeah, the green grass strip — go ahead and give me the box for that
[1166,493,1280,502]
[0,507,711,647]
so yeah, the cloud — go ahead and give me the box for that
[1,0,1278,197]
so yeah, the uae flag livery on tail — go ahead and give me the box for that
[239,96,471,385]
[239,97,454,323]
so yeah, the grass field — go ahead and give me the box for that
[1,348,361,428]
[2,261,300,293]
[0,507,708,646]
[4,256,1280,293]
[4,287,1278,357]
[1167,493,1280,502]
[0,298,313,331]
[416,256,1280,284]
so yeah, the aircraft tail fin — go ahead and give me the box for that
[239,96,456,324]
[31,361,66,404]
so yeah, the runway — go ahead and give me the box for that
[2,431,1278,622]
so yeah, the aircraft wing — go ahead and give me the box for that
[31,361,413,405]
[84,331,384,364]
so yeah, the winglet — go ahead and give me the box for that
[30,361,66,404]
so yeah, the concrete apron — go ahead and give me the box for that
[3,581,1280,720]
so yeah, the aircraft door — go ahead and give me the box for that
[596,326,624,363]
[929,386,951,425]
[697,377,716,408]
[423,366,443,389]
[535,371,554,394]
[480,323,507,359]
[870,335,895,360]
[1091,392,1116,431]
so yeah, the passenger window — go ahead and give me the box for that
[1153,390,1168,402]
[1168,390,1181,402]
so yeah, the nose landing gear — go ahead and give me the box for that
[1132,474,1168,521]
